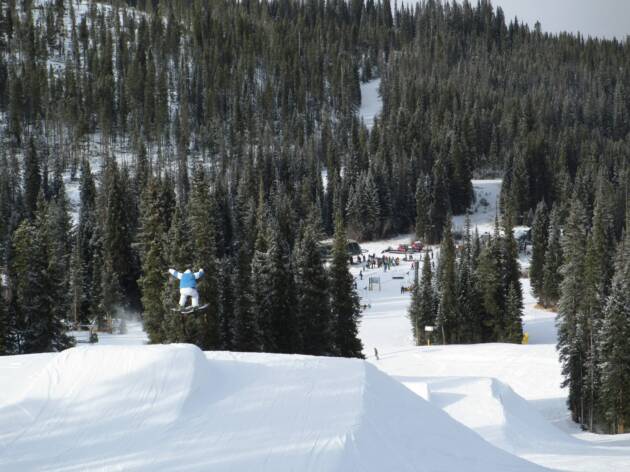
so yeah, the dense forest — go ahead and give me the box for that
[0,0,628,433]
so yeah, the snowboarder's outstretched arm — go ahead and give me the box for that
[194,269,205,280]
[169,269,183,280]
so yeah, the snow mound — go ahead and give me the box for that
[426,376,580,455]
[0,345,550,471]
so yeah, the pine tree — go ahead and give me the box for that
[500,216,523,341]
[476,231,503,341]
[557,198,589,425]
[598,276,630,433]
[436,219,457,344]
[161,203,194,343]
[99,158,134,325]
[450,138,473,214]
[71,160,100,324]
[428,159,450,244]
[530,200,549,301]
[598,222,630,433]
[330,214,363,358]
[415,173,430,242]
[10,198,72,353]
[23,137,41,219]
[295,225,333,355]
[139,177,169,344]
[268,230,299,353]
[250,213,272,349]
[457,215,482,343]
[187,165,219,349]
[542,208,562,308]
[410,253,435,345]
[504,282,524,343]
[44,191,72,338]
[582,182,616,429]
[232,242,260,352]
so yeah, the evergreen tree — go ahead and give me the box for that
[23,137,41,219]
[217,259,235,350]
[542,208,563,307]
[138,177,168,344]
[44,191,73,337]
[428,159,450,244]
[582,182,616,430]
[233,242,260,352]
[161,203,194,343]
[557,198,589,425]
[476,230,503,341]
[187,165,219,349]
[504,282,524,343]
[295,225,332,356]
[9,199,72,353]
[436,219,457,344]
[329,214,363,358]
[530,200,549,301]
[99,158,134,325]
[258,224,298,354]
[409,253,435,345]
[415,173,430,242]
[250,214,272,350]
[500,216,523,341]
[598,222,630,433]
[457,215,482,343]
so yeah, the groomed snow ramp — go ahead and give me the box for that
[0,345,551,471]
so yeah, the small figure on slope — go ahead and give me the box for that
[168,268,205,312]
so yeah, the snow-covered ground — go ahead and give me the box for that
[1,180,629,471]
[354,180,630,471]
[452,178,502,235]
[68,320,148,345]
[0,345,548,471]
[358,79,382,130]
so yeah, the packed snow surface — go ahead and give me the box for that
[452,178,503,235]
[0,344,549,471]
[358,79,382,130]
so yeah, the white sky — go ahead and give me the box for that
[489,0,630,40]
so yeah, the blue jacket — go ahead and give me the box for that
[169,269,204,289]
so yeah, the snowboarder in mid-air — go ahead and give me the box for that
[168,268,206,312]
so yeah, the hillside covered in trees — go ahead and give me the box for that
[0,0,628,433]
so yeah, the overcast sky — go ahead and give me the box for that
[487,0,630,40]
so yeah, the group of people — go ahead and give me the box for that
[364,254,402,271]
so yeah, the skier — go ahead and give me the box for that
[168,268,205,311]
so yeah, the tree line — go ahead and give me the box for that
[409,214,523,347]
[529,182,630,434]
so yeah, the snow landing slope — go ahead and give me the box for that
[0,344,550,472]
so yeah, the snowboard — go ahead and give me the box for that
[171,304,209,314]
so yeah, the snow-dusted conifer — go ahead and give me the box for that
[295,224,332,356]
[530,201,549,301]
[542,208,562,307]
[187,165,219,349]
[557,197,589,425]
[437,218,457,344]
[330,213,363,358]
